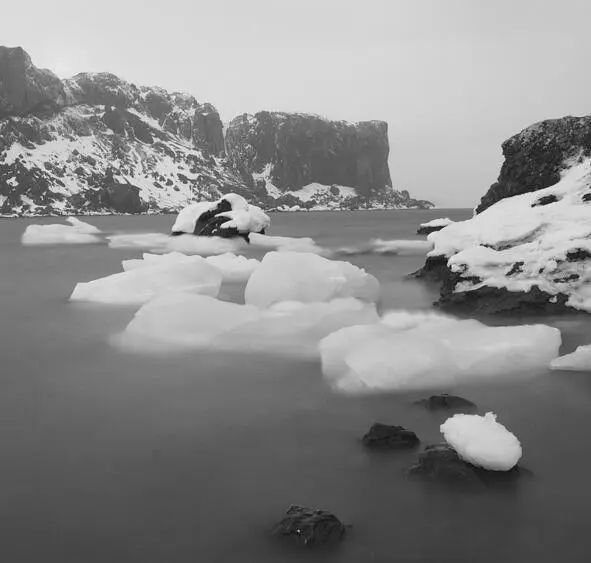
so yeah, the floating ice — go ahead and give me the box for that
[319,310,561,394]
[440,412,522,471]
[550,344,591,371]
[249,233,327,255]
[121,252,259,282]
[107,233,246,256]
[337,239,432,256]
[70,259,222,305]
[22,217,102,245]
[118,293,378,356]
[245,251,380,308]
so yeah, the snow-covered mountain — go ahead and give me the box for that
[0,46,433,216]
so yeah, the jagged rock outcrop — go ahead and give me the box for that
[476,115,591,213]
[0,45,432,215]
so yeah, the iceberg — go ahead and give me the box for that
[244,251,380,308]
[550,344,591,371]
[22,217,102,245]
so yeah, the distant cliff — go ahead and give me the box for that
[0,45,432,215]
[476,115,591,213]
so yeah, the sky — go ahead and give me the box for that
[3,0,591,207]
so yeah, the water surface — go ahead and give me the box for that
[1,209,591,563]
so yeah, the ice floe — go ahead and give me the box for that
[22,217,102,245]
[550,344,591,371]
[70,257,222,305]
[319,310,561,393]
[440,412,522,471]
[337,239,432,256]
[245,251,380,308]
[118,293,378,355]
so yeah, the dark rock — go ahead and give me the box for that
[531,194,560,207]
[582,192,591,202]
[409,443,525,491]
[362,423,420,450]
[414,394,476,411]
[0,46,66,117]
[566,248,591,262]
[476,115,591,213]
[272,505,346,547]
[506,261,524,276]
[417,224,446,235]
[192,104,225,155]
[100,181,147,214]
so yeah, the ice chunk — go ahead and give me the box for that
[118,293,378,356]
[550,344,591,371]
[70,260,222,305]
[205,253,260,282]
[440,412,522,471]
[249,233,326,255]
[22,218,102,245]
[245,251,380,308]
[337,239,432,256]
[107,233,246,256]
[121,252,259,282]
[320,311,561,394]
[218,204,271,233]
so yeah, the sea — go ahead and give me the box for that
[1,209,591,563]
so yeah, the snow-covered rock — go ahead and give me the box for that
[440,413,522,471]
[415,158,591,314]
[417,217,454,235]
[170,193,270,239]
[69,258,222,305]
[245,251,380,308]
[550,344,591,371]
[0,46,432,216]
[118,293,378,355]
[319,310,561,394]
[21,217,102,245]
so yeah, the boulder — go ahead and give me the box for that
[272,505,347,547]
[414,394,476,411]
[362,423,420,450]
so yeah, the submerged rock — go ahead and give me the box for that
[414,394,476,411]
[272,505,347,547]
[409,444,525,491]
[362,423,420,450]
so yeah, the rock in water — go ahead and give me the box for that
[170,193,269,240]
[416,218,453,235]
[362,423,420,449]
[272,505,346,547]
[414,394,477,411]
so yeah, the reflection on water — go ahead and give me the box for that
[1,209,591,563]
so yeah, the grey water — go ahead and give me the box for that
[1,209,591,563]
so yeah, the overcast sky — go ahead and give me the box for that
[4,0,591,206]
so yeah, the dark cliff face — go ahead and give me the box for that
[0,47,67,117]
[476,115,591,213]
[225,111,393,196]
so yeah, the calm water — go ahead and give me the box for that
[1,209,591,563]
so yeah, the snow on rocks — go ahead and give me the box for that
[319,310,561,394]
[440,412,522,471]
[118,293,378,356]
[417,217,454,235]
[423,159,591,313]
[550,344,591,371]
[244,251,380,308]
[70,256,222,305]
[170,193,270,238]
[21,217,102,245]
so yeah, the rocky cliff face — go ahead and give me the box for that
[476,115,591,213]
[0,46,432,215]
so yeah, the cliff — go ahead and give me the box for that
[0,45,432,215]
[476,115,591,213]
